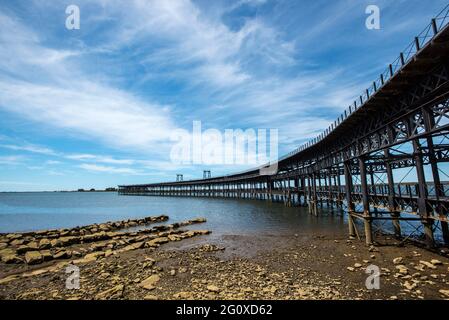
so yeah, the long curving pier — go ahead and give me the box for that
[119,5,449,247]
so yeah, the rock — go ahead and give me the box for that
[207,285,220,293]
[16,245,36,254]
[95,284,125,300]
[59,236,78,246]
[145,241,160,248]
[104,250,114,257]
[182,231,196,238]
[25,251,43,265]
[393,257,403,264]
[2,254,22,264]
[193,230,211,235]
[152,237,169,244]
[10,239,25,246]
[439,289,449,298]
[72,250,82,257]
[142,258,155,269]
[0,248,16,258]
[403,281,416,290]
[53,250,71,260]
[40,250,53,261]
[395,265,409,275]
[131,241,145,250]
[389,296,398,300]
[173,291,194,299]
[38,239,51,250]
[99,224,110,231]
[90,243,106,251]
[414,264,426,272]
[50,239,62,247]
[170,269,176,276]
[83,232,109,243]
[140,274,160,290]
[0,242,8,250]
[168,235,181,241]
[76,251,105,263]
[347,267,355,271]
[354,263,362,268]
[6,233,22,240]
[144,294,158,300]
[179,267,188,273]
[419,260,437,269]
[0,274,20,284]
[27,241,39,250]
[430,259,442,266]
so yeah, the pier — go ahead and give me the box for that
[119,6,449,247]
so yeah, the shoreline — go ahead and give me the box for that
[0,216,448,300]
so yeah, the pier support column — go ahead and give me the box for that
[268,178,273,202]
[327,170,333,209]
[336,169,342,208]
[344,161,356,239]
[359,157,373,245]
[317,173,322,208]
[413,137,434,247]
[309,173,318,216]
[423,108,449,246]
[384,149,401,238]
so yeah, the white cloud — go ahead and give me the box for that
[105,0,295,88]
[45,160,61,165]
[66,154,135,165]
[0,155,26,165]
[0,9,177,155]
[0,143,57,155]
[79,163,141,175]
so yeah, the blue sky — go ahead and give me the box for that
[0,0,447,191]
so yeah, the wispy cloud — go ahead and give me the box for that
[0,155,27,165]
[65,154,135,165]
[0,9,177,155]
[78,163,142,175]
[0,143,56,155]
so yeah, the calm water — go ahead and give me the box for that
[0,192,347,238]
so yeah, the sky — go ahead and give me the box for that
[0,0,448,191]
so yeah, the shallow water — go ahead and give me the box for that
[0,192,347,238]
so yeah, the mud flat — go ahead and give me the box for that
[0,217,448,300]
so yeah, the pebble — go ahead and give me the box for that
[207,285,220,293]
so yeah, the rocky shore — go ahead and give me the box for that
[0,216,448,300]
[0,215,208,275]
